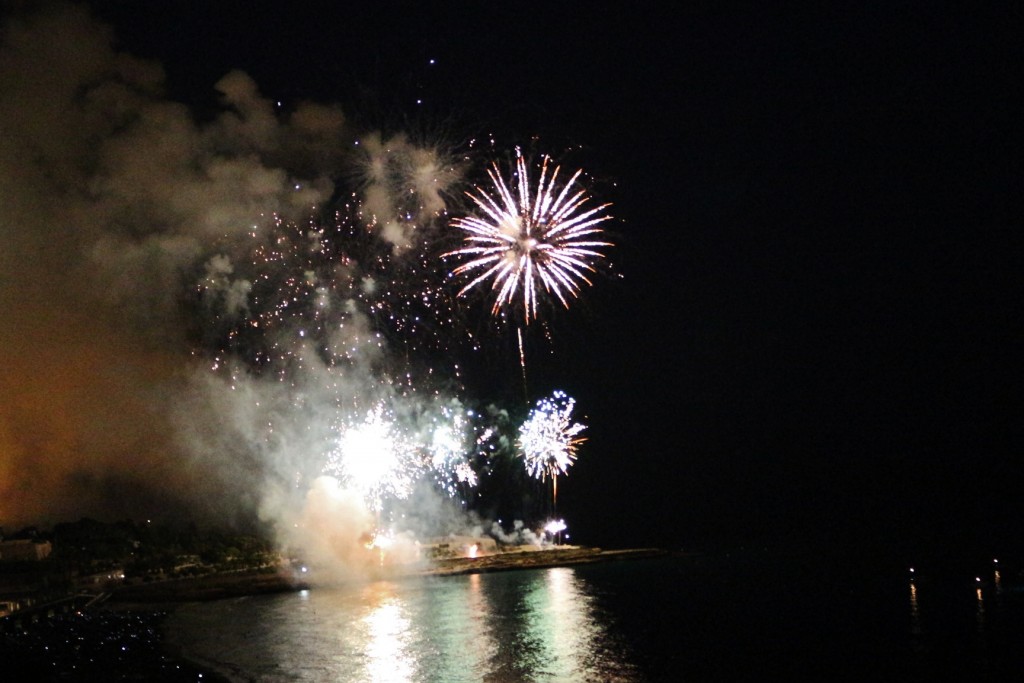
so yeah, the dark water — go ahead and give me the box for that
[165,550,1024,682]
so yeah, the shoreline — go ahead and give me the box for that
[424,546,672,576]
[106,546,674,605]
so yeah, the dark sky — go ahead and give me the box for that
[4,2,1021,554]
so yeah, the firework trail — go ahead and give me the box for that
[519,390,587,510]
[444,149,613,324]
[518,327,528,401]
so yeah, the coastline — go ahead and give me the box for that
[423,546,672,576]
[106,546,673,605]
[107,567,309,607]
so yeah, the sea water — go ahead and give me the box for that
[165,550,1024,681]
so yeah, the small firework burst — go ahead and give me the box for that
[518,390,586,482]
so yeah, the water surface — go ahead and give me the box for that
[168,565,639,682]
[167,552,1024,681]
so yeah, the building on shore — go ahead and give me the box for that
[0,539,53,562]
[420,536,498,559]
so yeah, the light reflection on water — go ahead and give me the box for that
[166,566,640,682]
[908,580,924,652]
[359,583,414,682]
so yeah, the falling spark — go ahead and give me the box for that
[454,461,478,487]
[194,199,461,382]
[445,149,612,323]
[518,325,528,400]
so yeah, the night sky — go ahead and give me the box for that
[2,2,1021,556]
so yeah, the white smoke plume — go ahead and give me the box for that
[485,520,545,547]
[355,131,460,251]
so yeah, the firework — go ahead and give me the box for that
[424,404,478,497]
[543,519,567,536]
[324,403,423,511]
[445,149,612,323]
[454,461,478,487]
[185,136,607,538]
[518,390,586,483]
[319,395,481,513]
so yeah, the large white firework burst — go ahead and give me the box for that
[518,390,587,482]
[324,404,422,512]
[323,399,480,511]
[445,149,612,323]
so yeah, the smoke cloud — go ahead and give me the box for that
[0,2,498,573]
